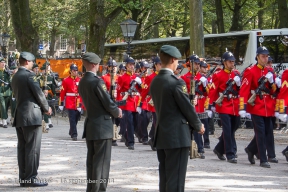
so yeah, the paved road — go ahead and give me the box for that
[0,116,287,192]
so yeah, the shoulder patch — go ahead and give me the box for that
[32,76,38,82]
[182,85,187,93]
[101,83,107,91]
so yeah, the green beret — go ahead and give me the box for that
[32,63,39,69]
[20,52,35,61]
[82,52,101,64]
[40,61,50,70]
[160,45,182,59]
[10,65,17,70]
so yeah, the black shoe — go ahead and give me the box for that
[235,154,238,158]
[209,131,214,135]
[24,182,48,187]
[128,145,134,150]
[199,153,205,159]
[268,158,278,163]
[148,139,156,151]
[0,123,3,127]
[120,136,125,142]
[260,162,271,168]
[142,140,148,145]
[3,124,7,128]
[72,137,77,141]
[49,124,53,128]
[245,148,255,164]
[227,158,237,164]
[213,149,226,160]
[112,141,118,146]
[204,144,210,149]
[138,137,143,143]
[284,151,288,162]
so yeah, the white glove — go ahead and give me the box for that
[265,72,274,83]
[199,76,207,87]
[134,77,142,85]
[275,112,279,118]
[136,107,142,114]
[211,106,216,112]
[12,98,15,101]
[206,110,212,118]
[275,77,281,88]
[239,110,246,118]
[209,78,212,83]
[233,76,241,87]
[245,113,251,119]
[77,108,82,112]
[59,106,64,111]
[278,114,287,122]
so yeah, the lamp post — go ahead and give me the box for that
[1,32,10,61]
[120,19,138,55]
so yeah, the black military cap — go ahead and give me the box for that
[268,56,273,61]
[140,61,150,68]
[119,63,126,70]
[189,54,200,63]
[82,52,101,64]
[152,57,161,64]
[135,63,140,69]
[160,45,181,59]
[256,46,269,55]
[125,57,135,64]
[20,52,35,61]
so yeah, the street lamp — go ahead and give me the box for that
[120,19,138,55]
[1,32,10,61]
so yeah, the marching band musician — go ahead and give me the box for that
[240,46,278,168]
[117,57,142,150]
[276,68,288,162]
[59,64,82,141]
[101,59,120,146]
[208,51,240,164]
[136,61,150,145]
[0,57,12,128]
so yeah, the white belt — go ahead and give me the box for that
[66,93,79,96]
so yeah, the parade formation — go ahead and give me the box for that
[1,43,288,191]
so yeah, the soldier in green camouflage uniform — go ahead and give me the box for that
[0,57,12,128]
[40,62,58,127]
[9,65,18,125]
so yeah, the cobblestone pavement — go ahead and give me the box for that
[0,115,287,192]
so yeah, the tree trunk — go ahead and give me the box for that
[278,0,288,28]
[257,0,265,29]
[229,0,242,31]
[88,0,123,60]
[190,0,204,57]
[10,0,39,54]
[215,0,225,33]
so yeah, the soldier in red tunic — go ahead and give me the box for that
[136,61,150,145]
[276,69,288,161]
[117,57,142,150]
[101,59,120,146]
[240,46,278,168]
[208,51,240,164]
[59,64,82,141]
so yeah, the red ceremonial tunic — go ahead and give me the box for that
[60,76,81,110]
[239,64,276,117]
[276,69,288,114]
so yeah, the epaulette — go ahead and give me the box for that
[171,74,180,80]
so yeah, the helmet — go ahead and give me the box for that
[70,63,78,71]
[107,59,117,67]
[189,54,200,63]
[135,62,140,69]
[139,61,150,68]
[199,61,208,68]
[222,52,235,62]
[152,57,161,64]
[268,56,273,61]
[256,46,269,55]
[125,57,135,64]
[119,64,126,71]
